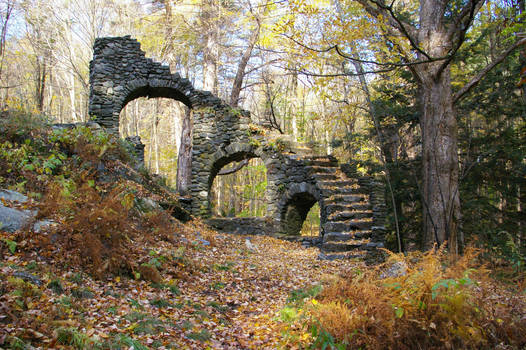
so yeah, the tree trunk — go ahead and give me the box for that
[152,104,160,174]
[35,57,46,112]
[69,71,76,122]
[419,68,461,253]
[202,0,218,94]
[176,107,192,195]
[230,27,259,107]
[291,73,299,141]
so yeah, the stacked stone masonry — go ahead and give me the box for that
[88,36,387,259]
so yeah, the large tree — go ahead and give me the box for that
[334,0,525,252]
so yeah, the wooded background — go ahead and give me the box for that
[0,0,524,257]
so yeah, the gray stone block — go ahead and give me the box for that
[0,204,36,232]
[0,189,29,203]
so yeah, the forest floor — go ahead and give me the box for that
[1,112,524,349]
[1,221,360,349]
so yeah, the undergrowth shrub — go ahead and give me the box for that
[55,327,99,349]
[281,248,526,349]
[49,125,131,165]
[1,109,191,283]
[144,209,179,243]
[40,179,137,278]
[0,109,48,143]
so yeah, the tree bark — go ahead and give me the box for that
[418,69,461,252]
[176,107,192,195]
[69,69,76,122]
[35,56,46,112]
[154,101,160,174]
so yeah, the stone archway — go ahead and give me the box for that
[88,36,222,134]
[88,36,387,259]
[277,182,325,236]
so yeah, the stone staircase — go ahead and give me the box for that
[304,156,384,260]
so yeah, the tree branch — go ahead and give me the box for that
[354,0,430,59]
[281,64,397,76]
[453,37,526,103]
[438,0,485,77]
[217,159,249,175]
[282,34,445,68]
[446,0,485,43]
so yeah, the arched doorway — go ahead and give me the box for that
[277,182,325,237]
[119,97,188,186]
[206,147,261,216]
[210,158,267,217]
[300,203,320,236]
[281,192,318,235]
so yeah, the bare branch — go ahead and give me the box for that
[453,37,526,103]
[446,0,485,43]
[282,34,446,68]
[280,64,397,77]
[218,159,249,175]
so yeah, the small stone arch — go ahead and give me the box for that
[119,78,193,112]
[194,142,281,218]
[277,182,326,236]
[208,143,260,187]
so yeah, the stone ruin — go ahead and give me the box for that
[89,36,387,259]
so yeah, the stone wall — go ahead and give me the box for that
[189,109,328,232]
[205,217,279,236]
[205,217,322,248]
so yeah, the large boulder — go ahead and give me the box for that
[0,205,36,232]
[0,189,35,232]
[0,189,29,203]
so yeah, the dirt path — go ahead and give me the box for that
[1,228,362,349]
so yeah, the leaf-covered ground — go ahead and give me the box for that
[1,221,361,349]
[2,112,523,349]
[0,111,364,349]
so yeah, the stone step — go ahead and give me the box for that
[321,241,365,252]
[325,202,369,214]
[303,156,339,167]
[305,166,337,174]
[312,173,339,181]
[323,220,372,232]
[323,231,372,242]
[318,180,357,188]
[328,210,373,222]
[318,251,367,261]
[303,155,338,161]
[328,203,371,212]
[321,187,368,197]
[328,187,369,196]
[309,160,338,167]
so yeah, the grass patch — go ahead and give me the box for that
[55,327,99,349]
[212,261,236,271]
[149,297,171,308]
[206,301,228,313]
[71,287,94,299]
[187,329,211,342]
[47,279,64,294]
